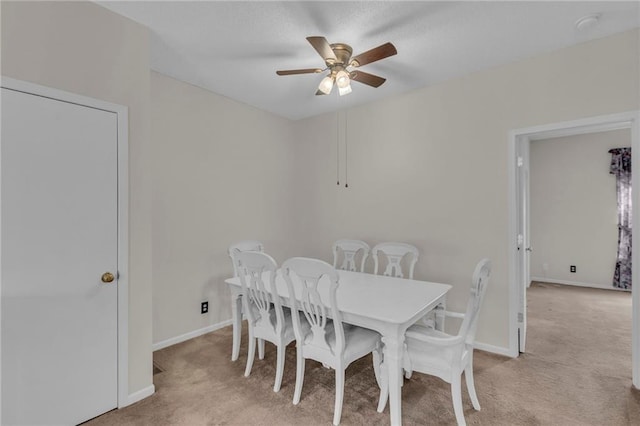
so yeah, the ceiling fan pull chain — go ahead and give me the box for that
[345,110,349,188]
[336,111,340,185]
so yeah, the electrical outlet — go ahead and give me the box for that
[201,301,208,314]
[570,265,576,273]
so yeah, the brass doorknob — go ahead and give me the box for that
[101,272,115,283]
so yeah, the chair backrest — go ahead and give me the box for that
[228,240,264,277]
[282,257,345,356]
[372,242,419,279]
[459,259,491,345]
[332,239,370,272]
[235,250,285,335]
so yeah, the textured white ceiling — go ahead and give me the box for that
[98,1,640,120]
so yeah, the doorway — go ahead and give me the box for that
[0,77,130,423]
[508,111,640,388]
[530,129,630,290]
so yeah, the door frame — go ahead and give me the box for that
[513,136,531,353]
[0,76,130,407]
[508,110,640,387]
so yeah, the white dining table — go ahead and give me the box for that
[225,270,452,426]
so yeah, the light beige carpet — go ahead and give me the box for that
[88,282,639,425]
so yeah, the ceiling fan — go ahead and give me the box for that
[276,36,397,96]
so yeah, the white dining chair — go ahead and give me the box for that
[282,257,383,426]
[228,240,265,361]
[229,240,264,276]
[378,258,491,426]
[332,239,370,272]
[236,250,302,392]
[372,242,419,279]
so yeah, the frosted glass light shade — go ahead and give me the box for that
[336,70,350,88]
[338,84,352,96]
[318,76,334,94]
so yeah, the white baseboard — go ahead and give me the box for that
[152,319,233,351]
[531,277,630,292]
[474,341,513,357]
[122,384,155,407]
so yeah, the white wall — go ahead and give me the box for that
[530,129,631,288]
[1,1,153,395]
[291,30,640,350]
[150,73,298,344]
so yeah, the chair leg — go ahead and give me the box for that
[273,343,286,392]
[231,295,242,361]
[451,374,466,426]
[372,345,382,388]
[403,344,412,380]
[465,362,481,411]
[333,368,345,426]
[245,332,256,377]
[293,350,305,405]
[258,338,265,360]
[377,360,388,413]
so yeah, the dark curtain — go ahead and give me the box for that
[609,147,632,289]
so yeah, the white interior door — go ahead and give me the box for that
[516,137,531,352]
[1,87,119,425]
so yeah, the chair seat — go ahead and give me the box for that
[302,322,380,367]
[405,324,469,382]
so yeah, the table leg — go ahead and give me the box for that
[382,332,405,426]
[231,291,242,361]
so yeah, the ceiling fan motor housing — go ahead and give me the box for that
[328,43,353,67]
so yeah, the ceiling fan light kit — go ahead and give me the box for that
[318,76,334,95]
[336,70,350,88]
[276,36,397,97]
